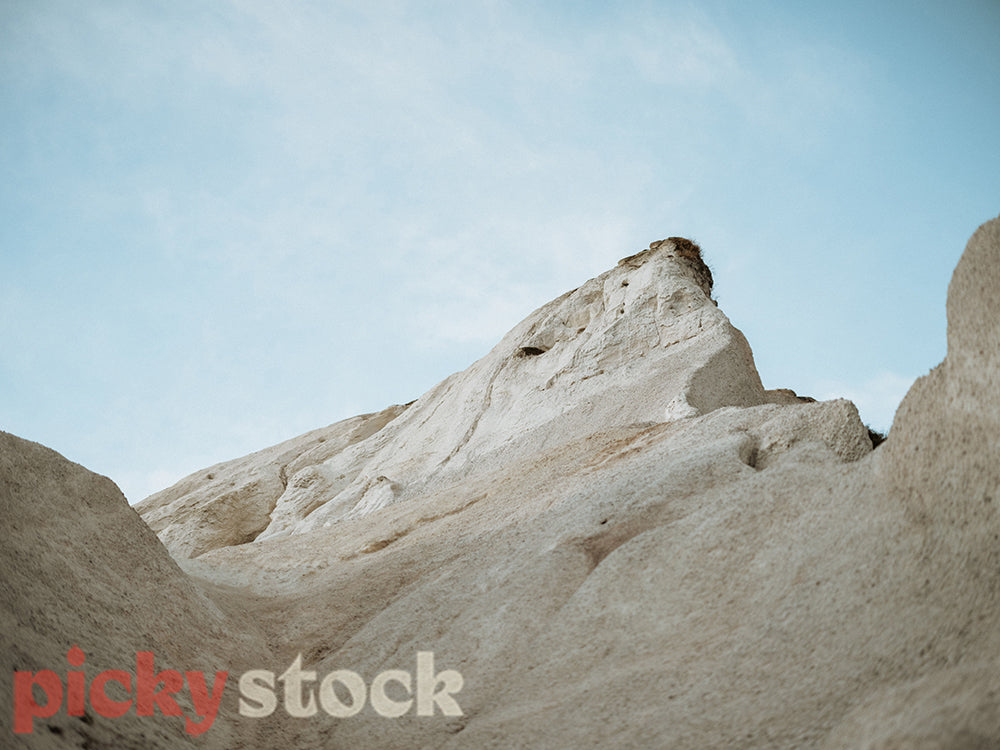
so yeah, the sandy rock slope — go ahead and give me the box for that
[3,226,998,748]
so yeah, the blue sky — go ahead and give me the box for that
[2,0,998,502]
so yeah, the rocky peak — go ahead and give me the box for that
[137,238,768,556]
[9,217,1000,749]
[619,236,714,299]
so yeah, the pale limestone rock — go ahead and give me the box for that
[140,238,770,556]
[4,222,999,749]
[187,223,997,748]
[821,660,1000,750]
[0,431,271,748]
[136,403,408,557]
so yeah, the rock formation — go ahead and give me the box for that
[137,238,816,559]
[0,431,272,748]
[2,224,998,748]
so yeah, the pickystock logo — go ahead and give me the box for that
[13,647,464,735]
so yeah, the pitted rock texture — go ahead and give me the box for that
[138,237,772,557]
[137,404,409,558]
[4,221,999,749]
[0,432,272,748]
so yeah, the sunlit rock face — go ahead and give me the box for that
[137,238,782,558]
[4,220,998,749]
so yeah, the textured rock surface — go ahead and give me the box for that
[137,404,409,558]
[3,223,998,748]
[138,239,790,558]
[0,432,272,748]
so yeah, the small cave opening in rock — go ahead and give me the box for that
[517,346,548,357]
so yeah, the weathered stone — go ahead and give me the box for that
[4,220,998,748]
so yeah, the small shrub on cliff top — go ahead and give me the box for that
[668,237,714,300]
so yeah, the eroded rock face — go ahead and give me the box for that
[837,214,1000,750]
[138,238,774,558]
[4,221,999,749]
[883,216,1000,527]
[0,432,272,748]
[136,404,409,558]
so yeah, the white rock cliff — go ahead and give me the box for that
[2,225,998,749]
[137,238,813,557]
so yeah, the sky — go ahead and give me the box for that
[2,0,998,503]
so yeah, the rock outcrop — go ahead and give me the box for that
[3,221,998,749]
[0,431,272,748]
[137,238,811,558]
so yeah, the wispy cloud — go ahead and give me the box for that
[617,8,743,89]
